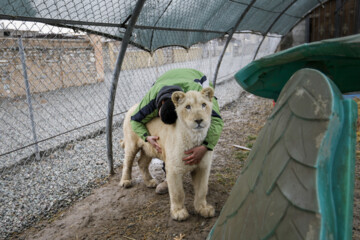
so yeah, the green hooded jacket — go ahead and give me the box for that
[130,68,223,150]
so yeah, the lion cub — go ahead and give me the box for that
[120,87,215,221]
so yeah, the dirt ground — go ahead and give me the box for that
[14,92,360,240]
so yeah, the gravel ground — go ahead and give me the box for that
[0,125,124,238]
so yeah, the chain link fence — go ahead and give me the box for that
[0,19,280,237]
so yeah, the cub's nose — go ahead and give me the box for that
[195,119,203,125]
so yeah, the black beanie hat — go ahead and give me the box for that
[155,85,183,109]
[156,86,182,124]
[160,99,177,124]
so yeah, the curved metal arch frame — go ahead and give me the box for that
[212,0,257,88]
[252,0,298,61]
[212,1,328,87]
[106,0,146,175]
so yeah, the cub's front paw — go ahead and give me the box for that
[145,179,158,188]
[196,204,215,218]
[119,179,132,188]
[171,208,189,221]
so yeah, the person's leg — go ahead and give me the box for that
[156,162,168,194]
[138,150,158,188]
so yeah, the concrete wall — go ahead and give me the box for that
[0,36,219,98]
[0,37,101,98]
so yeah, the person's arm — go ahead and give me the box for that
[130,91,159,142]
[146,136,162,153]
[202,97,224,151]
[130,119,150,141]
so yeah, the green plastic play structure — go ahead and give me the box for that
[208,35,358,240]
[235,34,360,100]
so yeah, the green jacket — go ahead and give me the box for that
[130,68,223,150]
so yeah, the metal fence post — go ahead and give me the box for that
[106,0,146,175]
[18,37,40,160]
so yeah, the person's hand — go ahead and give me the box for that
[183,145,207,165]
[146,136,162,153]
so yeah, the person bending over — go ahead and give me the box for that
[130,68,224,194]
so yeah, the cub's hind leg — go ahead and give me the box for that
[138,149,157,188]
[120,141,138,188]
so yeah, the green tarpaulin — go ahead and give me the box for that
[0,0,326,51]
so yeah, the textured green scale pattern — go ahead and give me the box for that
[208,68,357,240]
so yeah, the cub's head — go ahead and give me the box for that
[171,87,214,132]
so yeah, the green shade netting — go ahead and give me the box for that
[0,0,325,52]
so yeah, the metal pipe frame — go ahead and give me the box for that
[212,0,257,88]
[106,0,146,175]
[252,0,298,61]
[0,14,227,35]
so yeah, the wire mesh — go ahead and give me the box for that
[0,18,280,239]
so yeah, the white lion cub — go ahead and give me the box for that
[120,87,215,221]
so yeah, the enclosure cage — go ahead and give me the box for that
[0,0,357,238]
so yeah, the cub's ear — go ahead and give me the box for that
[171,91,186,107]
[201,87,214,101]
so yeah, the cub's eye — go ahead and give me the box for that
[185,105,191,110]
[202,103,206,108]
